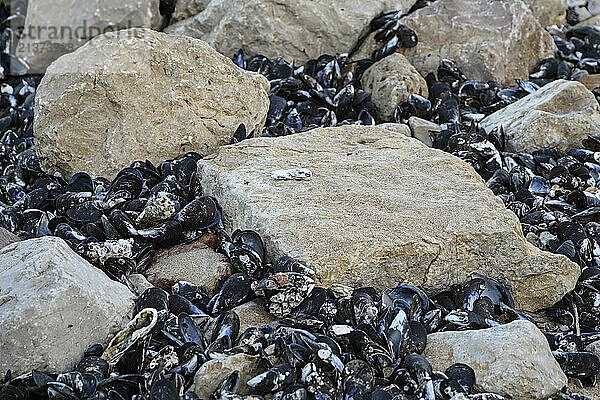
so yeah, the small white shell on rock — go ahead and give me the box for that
[271,168,312,181]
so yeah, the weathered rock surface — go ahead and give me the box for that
[590,0,600,16]
[576,73,600,90]
[361,53,428,120]
[197,125,579,310]
[391,0,556,87]
[192,353,263,398]
[172,0,211,22]
[165,0,418,64]
[408,116,440,147]
[481,79,600,152]
[15,0,162,74]
[145,240,232,293]
[522,0,567,27]
[34,28,270,178]
[424,320,567,400]
[233,300,276,333]
[0,228,20,250]
[127,273,154,295]
[378,122,411,138]
[0,237,135,375]
[577,13,600,26]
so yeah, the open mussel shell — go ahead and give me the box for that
[101,308,158,365]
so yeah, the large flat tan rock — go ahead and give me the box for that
[197,125,579,310]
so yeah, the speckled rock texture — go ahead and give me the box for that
[192,353,263,399]
[424,320,568,400]
[361,53,428,120]
[145,240,232,294]
[481,79,600,152]
[522,0,567,27]
[0,228,20,250]
[15,0,162,74]
[197,125,580,311]
[171,0,211,22]
[0,237,135,375]
[34,28,270,179]
[165,0,418,64]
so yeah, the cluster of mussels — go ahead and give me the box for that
[232,10,418,137]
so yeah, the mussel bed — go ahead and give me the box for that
[3,5,600,400]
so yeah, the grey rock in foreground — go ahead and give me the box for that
[424,320,567,400]
[34,28,270,179]
[165,0,418,64]
[15,0,162,74]
[481,79,600,152]
[192,353,263,399]
[197,125,579,310]
[361,53,428,121]
[145,240,232,293]
[395,0,556,87]
[0,228,20,250]
[0,237,135,375]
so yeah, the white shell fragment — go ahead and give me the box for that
[271,168,312,181]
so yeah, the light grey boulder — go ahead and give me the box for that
[165,0,418,64]
[424,320,567,400]
[481,79,600,152]
[357,0,557,87]
[0,237,135,375]
[361,53,428,121]
[34,28,270,179]
[197,125,579,310]
[15,0,162,74]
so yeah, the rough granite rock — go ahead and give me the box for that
[34,28,270,179]
[424,320,567,400]
[145,240,232,294]
[15,0,162,74]
[0,237,135,375]
[377,0,557,87]
[197,125,579,310]
[192,353,263,399]
[0,228,20,249]
[165,0,418,64]
[481,79,600,152]
[172,0,211,22]
[522,0,567,27]
[361,53,428,120]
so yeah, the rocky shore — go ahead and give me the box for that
[3,0,600,399]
